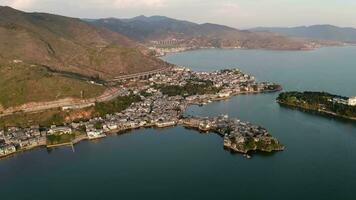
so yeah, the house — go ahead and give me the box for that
[155,121,176,128]
[348,97,356,106]
[47,126,72,135]
[218,91,231,98]
[333,97,348,105]
[87,129,106,140]
[107,123,118,130]
[199,121,212,131]
[0,144,16,156]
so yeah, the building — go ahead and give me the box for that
[199,121,212,131]
[104,123,118,131]
[47,126,72,135]
[87,129,106,140]
[156,121,176,128]
[218,91,231,98]
[332,97,348,105]
[348,97,356,106]
[0,144,16,156]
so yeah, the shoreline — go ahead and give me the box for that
[0,88,282,160]
[0,143,46,160]
[181,119,284,154]
[1,67,284,160]
[156,46,314,57]
[277,100,356,122]
[158,43,356,57]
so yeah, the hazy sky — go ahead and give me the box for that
[1,0,356,28]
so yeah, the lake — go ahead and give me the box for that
[1,46,356,200]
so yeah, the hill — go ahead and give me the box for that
[0,6,168,80]
[88,16,316,50]
[250,25,356,43]
[0,62,105,109]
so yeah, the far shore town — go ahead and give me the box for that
[1,66,284,159]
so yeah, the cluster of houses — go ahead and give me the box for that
[0,123,106,157]
[1,66,282,158]
[99,94,187,133]
[332,96,356,106]
[148,67,279,101]
[182,115,283,154]
[0,126,46,157]
[348,97,356,106]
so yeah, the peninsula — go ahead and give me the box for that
[277,91,356,121]
[1,67,284,159]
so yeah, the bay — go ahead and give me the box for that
[1,46,356,200]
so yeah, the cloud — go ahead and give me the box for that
[1,0,356,28]
[7,0,38,9]
[1,0,166,10]
[112,0,166,8]
[212,2,243,16]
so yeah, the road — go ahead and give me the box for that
[111,67,170,81]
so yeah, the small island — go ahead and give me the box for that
[277,91,356,121]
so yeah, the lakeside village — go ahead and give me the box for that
[1,66,284,159]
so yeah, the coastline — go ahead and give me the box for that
[157,43,356,58]
[1,67,284,159]
[155,46,318,57]
[0,87,283,160]
[277,100,356,122]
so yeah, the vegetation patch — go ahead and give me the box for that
[277,91,356,118]
[94,95,142,116]
[156,79,221,97]
[140,91,153,97]
[0,63,105,108]
[0,109,65,128]
[47,134,75,146]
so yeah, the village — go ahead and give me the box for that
[0,66,283,158]
[182,115,284,155]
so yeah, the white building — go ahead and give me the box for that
[87,129,106,140]
[47,126,72,135]
[348,97,356,106]
[156,121,176,128]
[218,91,231,98]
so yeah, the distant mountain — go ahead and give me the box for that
[88,15,235,41]
[0,6,167,80]
[88,16,315,50]
[250,25,356,43]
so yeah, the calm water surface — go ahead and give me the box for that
[1,46,356,200]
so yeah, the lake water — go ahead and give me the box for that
[1,46,356,200]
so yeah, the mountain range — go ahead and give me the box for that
[250,25,356,43]
[0,6,169,110]
[0,7,344,110]
[0,6,167,80]
[88,16,314,50]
